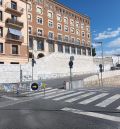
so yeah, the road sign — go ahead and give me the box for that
[31,82,38,91]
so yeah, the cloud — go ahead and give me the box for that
[97,49,120,56]
[94,27,120,40]
[109,37,120,47]
[92,43,101,48]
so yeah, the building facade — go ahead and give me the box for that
[28,0,91,59]
[0,0,28,64]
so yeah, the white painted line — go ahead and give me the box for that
[44,90,74,99]
[96,94,120,107]
[21,87,52,95]
[53,91,84,101]
[28,88,58,97]
[116,106,120,110]
[61,107,120,122]
[2,95,19,101]
[65,92,96,103]
[79,93,109,105]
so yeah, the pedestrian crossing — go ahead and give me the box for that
[29,87,120,111]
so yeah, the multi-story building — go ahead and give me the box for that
[0,0,28,64]
[28,0,91,59]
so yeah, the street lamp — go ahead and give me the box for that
[95,41,104,72]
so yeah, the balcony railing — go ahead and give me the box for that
[6,34,23,43]
[6,18,23,29]
[5,2,24,16]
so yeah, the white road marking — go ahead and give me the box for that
[65,92,96,103]
[44,90,74,99]
[96,94,120,107]
[116,106,120,110]
[79,93,109,105]
[2,95,19,101]
[61,107,120,122]
[28,88,58,97]
[21,87,52,95]
[53,91,84,101]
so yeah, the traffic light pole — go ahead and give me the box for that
[70,67,72,89]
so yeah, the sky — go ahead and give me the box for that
[58,0,120,56]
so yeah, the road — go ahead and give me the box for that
[0,87,120,129]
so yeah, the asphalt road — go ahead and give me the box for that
[0,86,120,129]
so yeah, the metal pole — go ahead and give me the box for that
[101,42,104,72]
[70,68,72,89]
[101,71,103,87]
[32,39,34,82]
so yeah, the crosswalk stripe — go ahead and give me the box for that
[28,88,58,97]
[65,92,96,103]
[61,107,120,122]
[44,90,74,99]
[2,95,19,101]
[96,94,120,107]
[21,87,52,95]
[79,93,109,105]
[53,91,84,101]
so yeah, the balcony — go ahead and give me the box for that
[6,34,23,43]
[5,2,24,16]
[6,18,24,29]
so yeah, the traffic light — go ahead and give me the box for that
[69,61,73,69]
[99,64,103,73]
[32,58,36,67]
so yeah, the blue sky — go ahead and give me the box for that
[58,0,120,56]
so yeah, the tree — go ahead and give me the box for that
[92,48,96,57]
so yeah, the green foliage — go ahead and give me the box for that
[92,48,96,57]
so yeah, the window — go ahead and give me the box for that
[65,45,70,53]
[37,17,43,24]
[71,37,75,43]
[48,32,54,39]
[48,20,53,28]
[70,27,74,33]
[28,4,31,11]
[57,15,62,22]
[82,31,85,37]
[0,27,3,37]
[28,27,32,34]
[81,23,84,29]
[36,7,43,14]
[29,37,33,49]
[0,43,3,53]
[64,17,68,24]
[48,11,53,19]
[48,40,54,52]
[12,45,18,55]
[70,19,74,26]
[82,48,86,55]
[36,0,43,4]
[37,29,43,36]
[58,34,62,41]
[76,22,79,28]
[0,62,4,64]
[57,23,62,31]
[11,1,17,10]
[76,30,79,35]
[71,47,76,54]
[64,36,69,42]
[0,0,3,5]
[28,14,32,21]
[37,40,44,50]
[58,43,63,53]
[64,26,68,32]
[88,33,90,39]
[10,62,19,64]
[76,39,80,45]
[0,11,2,21]
[11,15,17,21]
[82,39,85,46]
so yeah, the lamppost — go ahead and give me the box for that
[95,41,104,72]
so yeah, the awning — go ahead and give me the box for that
[8,28,22,36]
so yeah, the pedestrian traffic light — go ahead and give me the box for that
[99,64,103,73]
[69,60,73,69]
[32,58,36,67]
